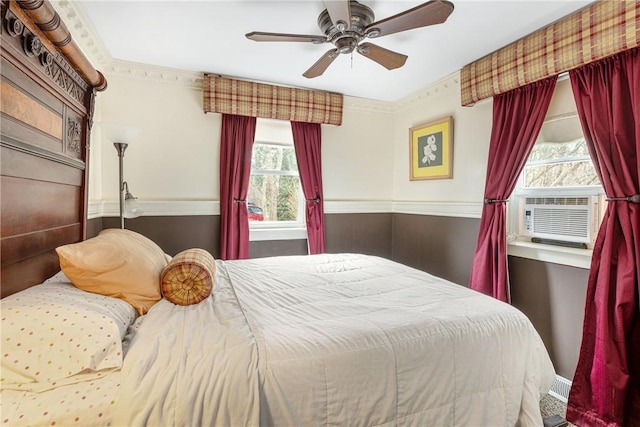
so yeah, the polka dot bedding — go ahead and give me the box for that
[1,271,137,391]
[1,369,122,426]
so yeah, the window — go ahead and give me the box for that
[510,113,606,249]
[247,119,304,230]
[522,138,600,188]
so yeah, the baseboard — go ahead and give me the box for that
[549,375,572,403]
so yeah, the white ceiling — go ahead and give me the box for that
[77,0,594,102]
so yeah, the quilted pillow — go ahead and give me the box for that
[0,272,137,388]
[161,248,216,306]
[56,229,168,315]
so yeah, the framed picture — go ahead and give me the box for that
[409,116,453,180]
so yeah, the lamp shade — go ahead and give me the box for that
[98,122,142,143]
[123,187,143,219]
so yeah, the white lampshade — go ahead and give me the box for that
[98,121,142,143]
[124,193,143,219]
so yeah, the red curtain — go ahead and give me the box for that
[566,48,640,427]
[468,76,557,303]
[291,121,326,254]
[219,114,257,260]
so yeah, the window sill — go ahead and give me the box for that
[249,226,307,241]
[507,240,592,269]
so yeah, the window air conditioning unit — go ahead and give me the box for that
[520,196,595,244]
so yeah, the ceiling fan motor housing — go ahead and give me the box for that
[318,1,376,54]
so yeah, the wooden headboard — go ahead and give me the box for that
[1,0,106,298]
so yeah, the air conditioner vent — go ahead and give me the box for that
[533,208,589,238]
[525,197,589,206]
[521,195,595,244]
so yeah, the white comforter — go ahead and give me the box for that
[115,254,555,426]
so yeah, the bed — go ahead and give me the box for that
[2,236,555,426]
[0,1,555,425]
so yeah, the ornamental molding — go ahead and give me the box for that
[66,117,81,155]
[3,5,88,103]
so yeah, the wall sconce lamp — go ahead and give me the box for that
[113,142,143,229]
[99,122,143,229]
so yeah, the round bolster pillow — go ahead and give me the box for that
[160,248,216,306]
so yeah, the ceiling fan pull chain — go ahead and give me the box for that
[351,52,353,69]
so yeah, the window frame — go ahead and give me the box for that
[248,139,306,237]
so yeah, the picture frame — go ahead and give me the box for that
[409,116,453,180]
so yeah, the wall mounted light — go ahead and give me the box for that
[113,142,143,228]
[99,122,143,229]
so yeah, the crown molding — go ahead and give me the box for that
[50,0,113,70]
[393,72,461,112]
[343,97,396,114]
[106,60,204,89]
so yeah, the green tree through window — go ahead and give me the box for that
[248,143,301,222]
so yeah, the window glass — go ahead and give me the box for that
[523,138,600,188]
[248,142,302,223]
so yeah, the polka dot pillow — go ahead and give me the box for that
[1,272,137,388]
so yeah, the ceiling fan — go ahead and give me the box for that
[246,0,454,78]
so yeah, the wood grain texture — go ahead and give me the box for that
[1,223,80,267]
[1,79,63,139]
[1,0,96,297]
[1,146,83,185]
[1,251,61,298]
[1,175,80,237]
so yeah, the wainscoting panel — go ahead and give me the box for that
[250,240,308,258]
[91,213,394,260]
[97,216,221,258]
[325,213,392,259]
[391,214,480,286]
[509,255,588,380]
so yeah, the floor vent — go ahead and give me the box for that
[549,375,572,403]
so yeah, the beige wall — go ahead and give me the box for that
[92,74,220,202]
[391,77,492,204]
[90,72,394,205]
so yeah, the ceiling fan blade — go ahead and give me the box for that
[303,49,339,79]
[246,31,326,43]
[365,0,454,38]
[357,42,407,70]
[323,0,351,30]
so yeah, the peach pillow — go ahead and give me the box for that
[56,229,167,314]
[161,248,216,306]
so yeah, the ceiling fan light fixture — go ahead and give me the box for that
[335,37,357,54]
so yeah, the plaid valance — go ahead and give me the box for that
[203,74,343,126]
[460,0,639,106]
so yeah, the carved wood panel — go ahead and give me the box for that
[1,0,101,297]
